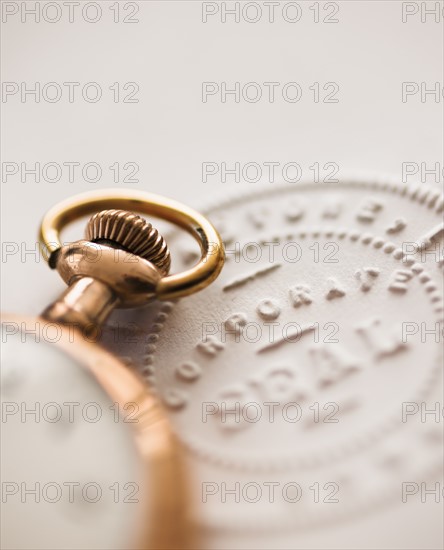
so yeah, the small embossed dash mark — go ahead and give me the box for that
[257,324,315,354]
[418,222,444,249]
[223,264,281,292]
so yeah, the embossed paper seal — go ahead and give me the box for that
[104,179,443,538]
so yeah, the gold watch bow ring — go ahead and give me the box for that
[1,189,225,550]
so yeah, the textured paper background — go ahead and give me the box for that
[2,0,442,312]
[1,2,443,549]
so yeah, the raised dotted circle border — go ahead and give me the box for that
[143,225,443,472]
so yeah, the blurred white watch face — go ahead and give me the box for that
[1,323,146,550]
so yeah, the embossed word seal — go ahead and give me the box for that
[113,179,442,540]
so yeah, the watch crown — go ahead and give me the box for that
[85,209,171,276]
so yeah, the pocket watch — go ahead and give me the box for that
[1,189,225,550]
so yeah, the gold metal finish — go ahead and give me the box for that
[5,275,195,547]
[39,188,225,301]
[85,209,171,276]
[5,190,217,548]
[1,313,193,550]
[50,240,162,308]
[42,277,118,331]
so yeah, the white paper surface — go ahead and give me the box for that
[1,2,443,548]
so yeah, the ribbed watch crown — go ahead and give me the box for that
[85,209,171,276]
